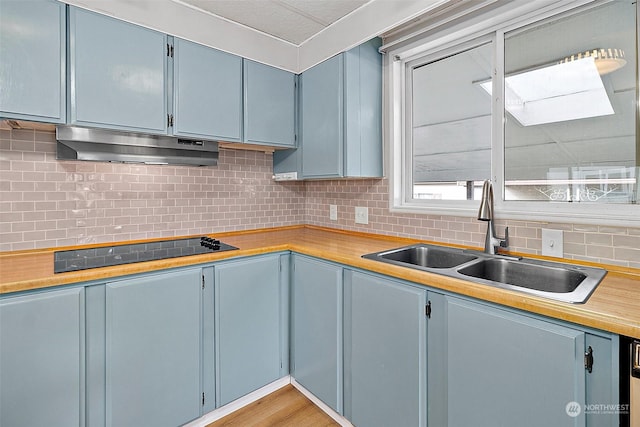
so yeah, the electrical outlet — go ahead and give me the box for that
[541,229,563,258]
[329,204,338,221]
[355,206,368,225]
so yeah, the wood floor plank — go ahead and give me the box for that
[207,385,339,427]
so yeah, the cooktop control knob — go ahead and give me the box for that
[200,237,221,250]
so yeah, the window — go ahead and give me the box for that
[409,41,492,202]
[387,0,639,225]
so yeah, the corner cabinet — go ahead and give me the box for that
[213,254,289,407]
[427,293,619,427]
[243,60,296,148]
[0,0,66,123]
[68,7,168,133]
[274,38,383,179]
[0,287,85,427]
[344,270,427,427]
[291,255,343,413]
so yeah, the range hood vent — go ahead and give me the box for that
[56,126,218,166]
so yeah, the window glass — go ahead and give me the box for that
[410,42,493,201]
[503,1,638,204]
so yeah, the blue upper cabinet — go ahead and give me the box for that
[243,60,296,148]
[274,38,382,179]
[0,0,66,123]
[173,38,243,142]
[68,7,168,134]
[300,54,344,177]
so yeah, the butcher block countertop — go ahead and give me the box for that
[1,225,639,339]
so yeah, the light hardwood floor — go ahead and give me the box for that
[207,385,340,427]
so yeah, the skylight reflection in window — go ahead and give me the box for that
[480,57,614,126]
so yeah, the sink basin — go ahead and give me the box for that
[363,244,477,269]
[363,244,607,303]
[457,258,586,293]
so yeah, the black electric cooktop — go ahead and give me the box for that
[54,236,238,273]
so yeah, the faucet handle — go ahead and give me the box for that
[500,227,509,248]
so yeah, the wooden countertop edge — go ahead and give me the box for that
[292,244,640,338]
[0,244,292,294]
[1,225,639,338]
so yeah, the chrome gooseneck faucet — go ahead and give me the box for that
[478,180,509,255]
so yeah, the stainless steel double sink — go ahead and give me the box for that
[362,244,607,303]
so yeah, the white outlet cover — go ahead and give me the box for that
[355,206,368,225]
[329,204,338,221]
[541,228,563,258]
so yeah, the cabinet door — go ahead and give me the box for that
[0,288,84,427]
[343,38,383,177]
[584,333,619,427]
[300,54,343,178]
[244,60,296,147]
[292,255,343,413]
[0,0,65,123]
[173,38,242,141]
[105,269,201,427]
[69,7,167,133]
[344,270,427,427]
[430,295,587,427]
[215,255,285,406]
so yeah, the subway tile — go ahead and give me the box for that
[613,248,640,263]
[564,231,585,244]
[586,245,614,260]
[612,235,640,250]
[1,129,638,258]
[584,233,612,246]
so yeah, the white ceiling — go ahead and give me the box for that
[179,0,370,45]
[62,0,447,72]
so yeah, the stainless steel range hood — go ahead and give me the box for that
[56,126,218,166]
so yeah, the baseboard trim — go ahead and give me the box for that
[290,379,354,427]
[183,376,291,427]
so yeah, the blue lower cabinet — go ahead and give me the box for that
[291,255,343,413]
[104,269,202,427]
[584,333,619,427]
[0,287,85,427]
[344,270,427,427]
[214,254,288,407]
[427,294,618,427]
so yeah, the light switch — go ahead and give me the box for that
[541,229,563,258]
[355,206,368,224]
[329,204,338,221]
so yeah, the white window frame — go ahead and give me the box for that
[386,0,640,226]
